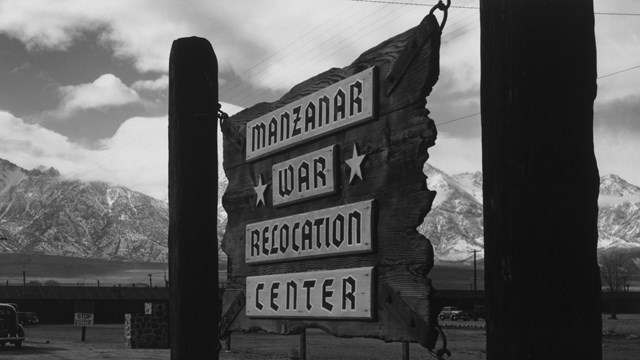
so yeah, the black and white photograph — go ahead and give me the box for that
[0,0,638,359]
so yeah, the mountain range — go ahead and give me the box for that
[420,164,640,263]
[0,158,168,262]
[2,156,639,264]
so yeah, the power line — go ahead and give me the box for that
[227,0,429,106]
[225,0,482,106]
[220,0,360,97]
[348,0,479,10]
[595,12,640,16]
[598,64,640,79]
[436,112,481,127]
[348,0,640,16]
[222,1,397,103]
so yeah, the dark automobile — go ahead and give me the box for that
[0,303,25,348]
[438,306,469,321]
[18,312,39,326]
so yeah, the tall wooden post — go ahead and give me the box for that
[480,1,601,359]
[169,37,220,359]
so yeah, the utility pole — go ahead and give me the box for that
[473,249,477,292]
[480,1,601,359]
[148,274,153,288]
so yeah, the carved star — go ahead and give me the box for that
[345,143,366,184]
[253,174,269,207]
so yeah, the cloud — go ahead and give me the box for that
[0,109,165,198]
[0,102,243,200]
[0,0,190,72]
[428,135,482,176]
[0,0,104,50]
[132,75,168,92]
[595,128,640,187]
[0,110,83,167]
[56,74,140,116]
[595,95,640,135]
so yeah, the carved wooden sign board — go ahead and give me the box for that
[221,13,441,349]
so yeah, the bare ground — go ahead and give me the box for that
[0,315,637,359]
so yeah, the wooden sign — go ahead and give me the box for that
[222,12,442,350]
[245,67,376,161]
[272,145,338,206]
[246,267,374,319]
[245,199,374,264]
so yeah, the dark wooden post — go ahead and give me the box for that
[300,329,307,360]
[480,1,601,359]
[169,37,220,360]
[402,342,410,360]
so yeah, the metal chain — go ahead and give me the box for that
[429,0,451,31]
[217,103,229,126]
[428,325,451,359]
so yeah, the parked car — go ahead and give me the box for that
[0,303,25,348]
[18,312,39,326]
[438,306,471,321]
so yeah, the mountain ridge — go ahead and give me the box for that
[0,158,168,262]
[3,156,639,264]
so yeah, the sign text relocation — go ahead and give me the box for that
[246,200,374,264]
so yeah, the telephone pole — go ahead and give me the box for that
[473,249,477,292]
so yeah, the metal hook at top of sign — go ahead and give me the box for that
[217,103,229,126]
[429,0,451,31]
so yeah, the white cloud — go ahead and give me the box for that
[428,135,482,176]
[595,129,640,187]
[0,110,84,169]
[0,109,167,198]
[57,74,140,116]
[0,102,243,200]
[132,75,169,91]
[0,0,103,50]
[0,0,191,72]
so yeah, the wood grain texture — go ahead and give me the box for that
[480,1,601,359]
[221,14,441,349]
[169,37,220,359]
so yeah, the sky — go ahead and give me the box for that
[0,0,639,201]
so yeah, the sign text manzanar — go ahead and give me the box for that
[246,67,376,161]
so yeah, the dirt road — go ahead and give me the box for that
[0,316,637,360]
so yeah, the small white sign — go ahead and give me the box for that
[74,312,94,327]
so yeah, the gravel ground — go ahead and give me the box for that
[0,316,637,360]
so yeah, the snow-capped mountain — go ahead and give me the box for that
[0,158,168,262]
[4,154,637,265]
[419,164,484,263]
[598,174,640,248]
[418,165,640,262]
